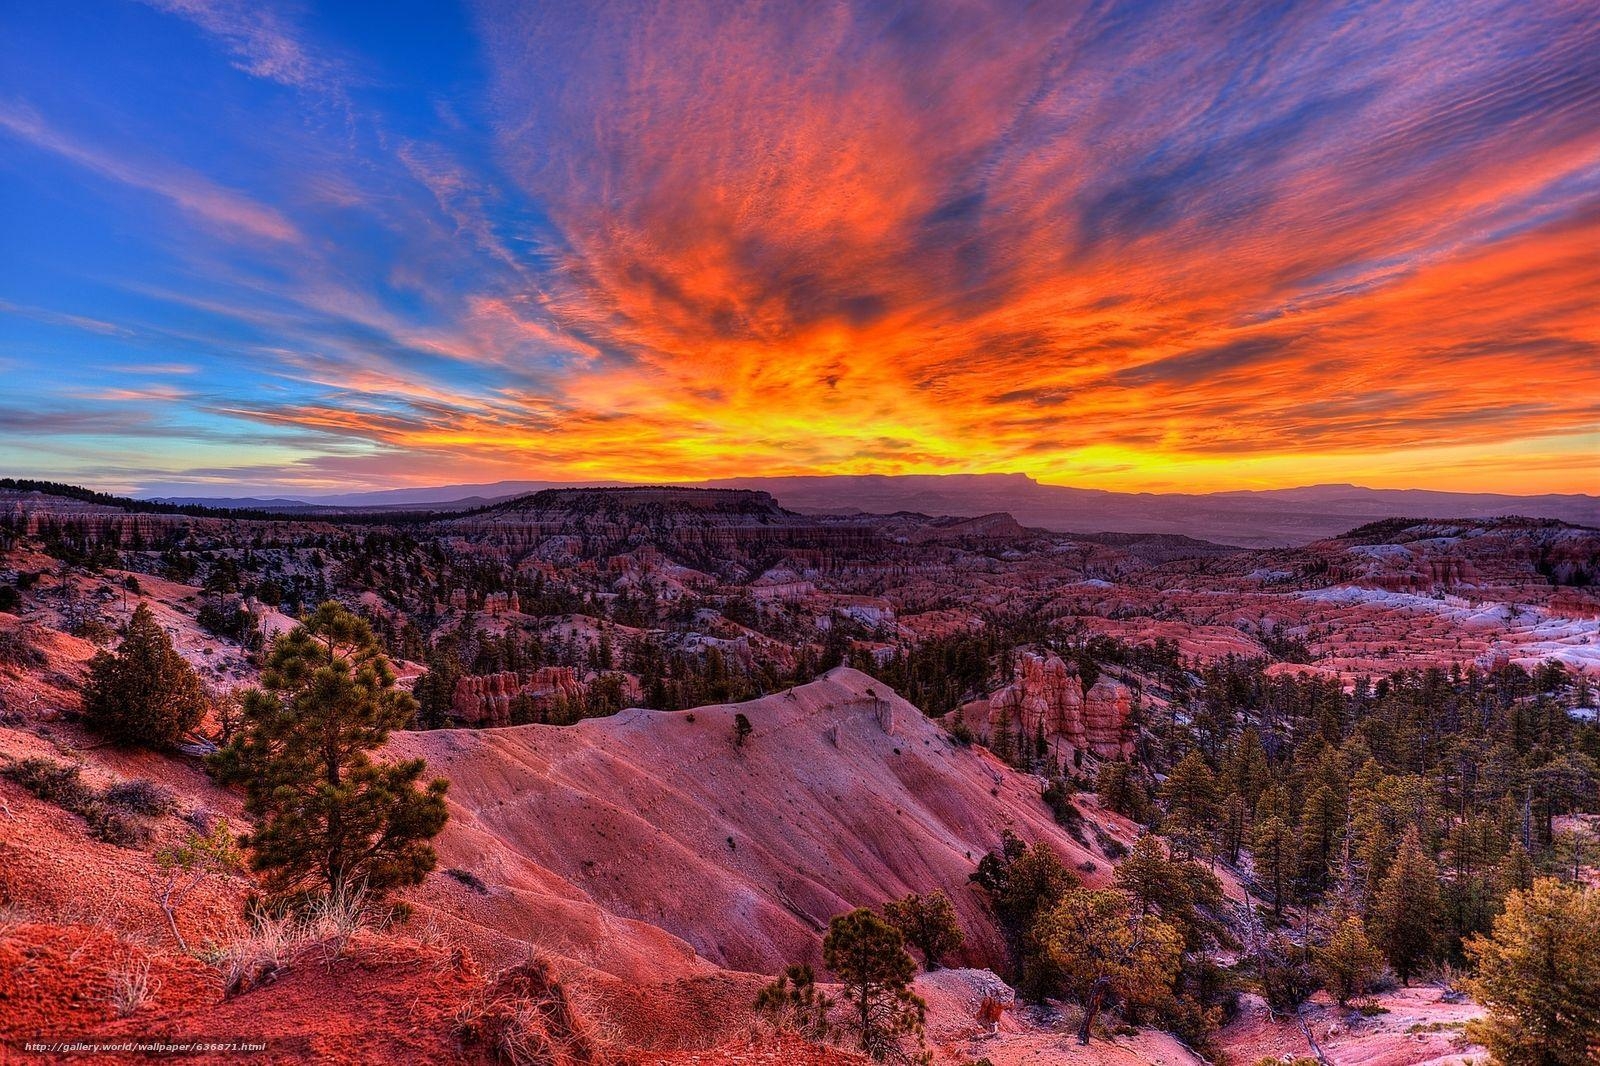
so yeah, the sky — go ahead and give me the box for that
[1,0,1597,497]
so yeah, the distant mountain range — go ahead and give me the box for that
[150,472,1599,547]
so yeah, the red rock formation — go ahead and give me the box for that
[974,651,1134,759]
[451,667,584,727]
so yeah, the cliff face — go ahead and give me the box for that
[973,651,1134,760]
[451,667,584,727]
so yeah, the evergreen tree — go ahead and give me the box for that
[754,964,832,1040]
[1040,886,1182,1044]
[1162,751,1218,860]
[1495,839,1536,897]
[82,602,206,748]
[1252,813,1295,923]
[1370,827,1440,983]
[414,638,462,730]
[990,709,1016,764]
[1315,915,1383,1005]
[823,908,926,1061]
[211,602,448,901]
[970,830,1077,1000]
[882,889,964,971]
[1466,878,1600,1066]
[1096,760,1149,822]
[1114,834,1226,952]
[1295,784,1344,896]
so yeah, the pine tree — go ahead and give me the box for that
[1162,751,1219,861]
[211,602,448,901]
[1097,760,1149,822]
[1040,886,1183,1044]
[1252,813,1295,923]
[1315,915,1383,1005]
[82,602,207,748]
[1466,878,1600,1066]
[881,889,964,971]
[1370,827,1440,983]
[823,908,926,1061]
[1495,840,1536,898]
[1224,729,1272,812]
[1295,784,1344,896]
[1114,833,1226,953]
[990,709,1016,764]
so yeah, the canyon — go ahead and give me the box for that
[2,480,1596,1063]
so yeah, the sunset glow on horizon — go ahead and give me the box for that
[1,1,1597,496]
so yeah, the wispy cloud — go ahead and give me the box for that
[0,104,301,242]
[138,0,345,95]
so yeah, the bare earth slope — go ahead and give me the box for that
[392,667,1109,977]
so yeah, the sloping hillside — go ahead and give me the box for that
[393,667,1116,977]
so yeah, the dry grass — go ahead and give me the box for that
[207,914,299,995]
[108,957,159,1017]
[204,884,381,994]
[301,883,368,962]
[0,901,31,938]
[456,956,621,1066]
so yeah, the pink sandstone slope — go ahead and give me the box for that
[391,667,1110,978]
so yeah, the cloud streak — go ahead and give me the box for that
[0,104,301,243]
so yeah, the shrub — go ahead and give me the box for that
[446,868,489,894]
[0,585,21,614]
[74,619,116,645]
[755,964,832,1039]
[155,820,242,951]
[101,778,177,816]
[1042,778,1081,827]
[83,801,150,847]
[1255,934,1321,1012]
[0,627,46,667]
[3,757,94,808]
[2,758,163,849]
[1092,825,1128,860]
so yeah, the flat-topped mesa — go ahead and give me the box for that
[966,650,1134,760]
[441,486,891,573]
[451,667,584,727]
[487,486,793,518]
[0,488,336,545]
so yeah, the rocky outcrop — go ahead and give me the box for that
[451,667,583,727]
[973,651,1134,759]
[446,589,520,614]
